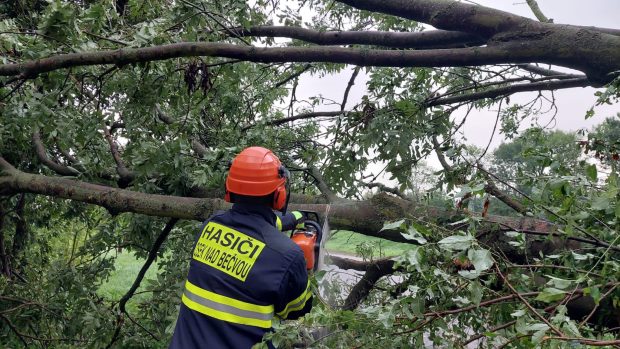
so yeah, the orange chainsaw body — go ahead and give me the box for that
[291,231,318,271]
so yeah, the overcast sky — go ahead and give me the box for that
[294,1,620,156]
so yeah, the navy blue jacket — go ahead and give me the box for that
[169,204,312,349]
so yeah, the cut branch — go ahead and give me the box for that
[341,258,398,310]
[32,131,80,176]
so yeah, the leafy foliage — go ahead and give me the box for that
[1,0,620,348]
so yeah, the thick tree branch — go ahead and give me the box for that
[427,77,591,106]
[308,166,339,203]
[191,139,208,157]
[0,157,564,241]
[155,104,174,124]
[1,41,618,83]
[341,258,398,310]
[483,180,528,215]
[32,131,80,176]
[232,26,485,49]
[337,0,541,38]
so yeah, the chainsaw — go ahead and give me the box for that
[290,211,323,271]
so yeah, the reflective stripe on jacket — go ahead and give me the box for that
[169,204,312,349]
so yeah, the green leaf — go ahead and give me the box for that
[438,234,474,251]
[616,203,620,219]
[586,164,598,181]
[469,281,483,306]
[591,196,610,210]
[380,219,406,231]
[535,288,566,303]
[400,226,427,245]
[545,275,574,290]
[458,270,481,279]
[468,248,494,272]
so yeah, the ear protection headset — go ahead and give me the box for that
[273,165,290,213]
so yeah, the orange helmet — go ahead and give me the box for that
[225,147,290,211]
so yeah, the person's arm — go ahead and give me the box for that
[275,211,305,232]
[274,252,313,320]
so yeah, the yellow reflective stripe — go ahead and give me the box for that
[185,280,273,314]
[276,216,283,231]
[292,211,303,220]
[182,294,272,329]
[277,280,311,318]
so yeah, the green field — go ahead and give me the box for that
[98,232,407,302]
[325,230,411,257]
[98,251,159,310]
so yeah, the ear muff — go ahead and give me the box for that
[273,165,290,212]
[272,185,287,211]
[224,190,231,203]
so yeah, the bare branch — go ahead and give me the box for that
[494,262,565,337]
[427,77,591,106]
[432,136,454,173]
[273,63,312,89]
[231,26,485,49]
[102,123,135,187]
[362,181,408,200]
[243,111,344,131]
[526,0,551,23]
[517,64,578,77]
[341,67,361,111]
[32,131,80,176]
[107,218,178,348]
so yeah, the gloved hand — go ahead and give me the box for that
[291,211,306,230]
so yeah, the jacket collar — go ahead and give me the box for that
[231,203,277,226]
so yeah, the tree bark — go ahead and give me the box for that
[0,156,558,238]
[232,26,485,49]
[0,38,618,84]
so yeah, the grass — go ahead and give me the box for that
[325,230,412,257]
[98,251,159,310]
[96,231,408,305]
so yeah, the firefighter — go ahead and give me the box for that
[169,146,313,349]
